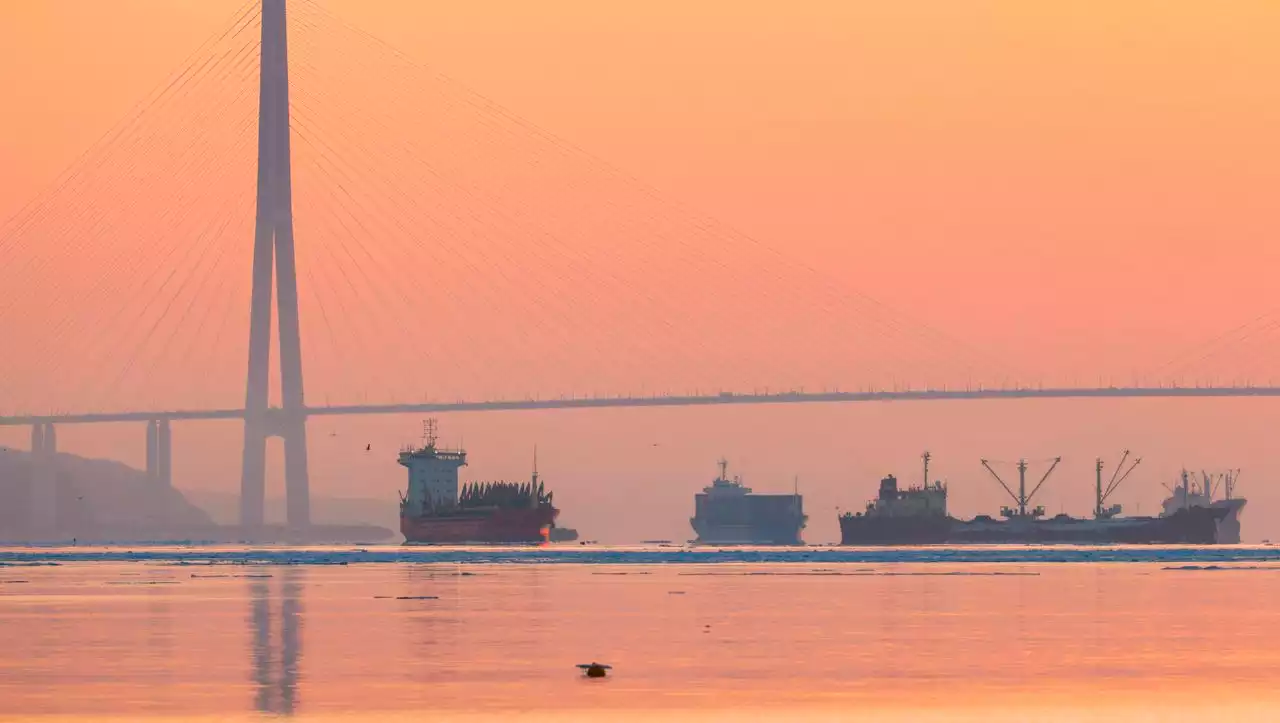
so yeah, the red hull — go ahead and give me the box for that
[401,505,559,544]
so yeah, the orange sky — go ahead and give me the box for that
[2,1,1280,542]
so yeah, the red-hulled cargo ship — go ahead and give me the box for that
[398,420,559,544]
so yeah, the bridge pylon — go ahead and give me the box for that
[240,0,310,529]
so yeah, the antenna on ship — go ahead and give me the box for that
[532,444,539,485]
[922,451,931,489]
[718,457,729,482]
[422,418,438,449]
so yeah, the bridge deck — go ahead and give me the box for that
[2,386,1278,425]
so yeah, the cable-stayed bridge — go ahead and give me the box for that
[1,0,1275,532]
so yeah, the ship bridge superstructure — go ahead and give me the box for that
[861,452,948,518]
[702,458,752,496]
[398,419,467,513]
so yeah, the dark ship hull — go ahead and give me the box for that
[401,505,558,544]
[548,525,579,542]
[840,506,1229,546]
[690,518,806,545]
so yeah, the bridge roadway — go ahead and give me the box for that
[2,385,1278,426]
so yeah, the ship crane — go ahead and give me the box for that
[1095,451,1142,519]
[1202,471,1221,502]
[980,457,1061,519]
[1201,469,1241,502]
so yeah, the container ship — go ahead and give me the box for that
[839,451,1243,545]
[690,459,806,545]
[398,420,558,544]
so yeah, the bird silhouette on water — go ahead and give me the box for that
[577,662,612,678]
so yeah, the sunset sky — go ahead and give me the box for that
[2,1,1280,542]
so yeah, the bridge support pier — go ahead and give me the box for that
[158,419,171,488]
[146,420,157,481]
[239,0,310,531]
[29,422,57,535]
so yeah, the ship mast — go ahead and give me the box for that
[1095,458,1103,518]
[981,457,1060,518]
[718,457,729,482]
[530,445,540,510]
[1018,460,1027,516]
[1095,451,1140,519]
[922,451,931,489]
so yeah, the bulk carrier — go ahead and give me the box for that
[398,420,559,544]
[839,452,1244,545]
[690,459,806,545]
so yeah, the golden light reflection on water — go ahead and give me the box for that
[2,555,1280,721]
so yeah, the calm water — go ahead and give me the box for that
[3,545,1280,722]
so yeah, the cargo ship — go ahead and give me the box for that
[690,459,806,545]
[839,451,1238,545]
[398,420,558,544]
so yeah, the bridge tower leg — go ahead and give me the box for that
[29,423,57,535]
[240,0,310,530]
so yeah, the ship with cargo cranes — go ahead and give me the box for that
[839,451,1246,545]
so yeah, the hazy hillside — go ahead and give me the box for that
[0,448,213,540]
[184,489,397,531]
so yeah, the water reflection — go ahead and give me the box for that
[143,581,174,712]
[249,568,304,715]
